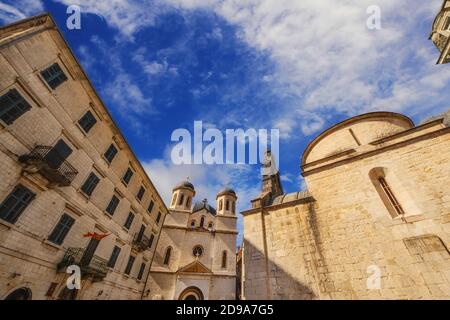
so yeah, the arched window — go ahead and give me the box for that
[186,197,191,208]
[208,222,213,229]
[163,247,172,265]
[171,194,177,206]
[4,287,32,300]
[232,201,236,214]
[225,200,230,211]
[221,251,227,268]
[369,168,405,218]
[178,194,184,206]
[219,200,223,210]
[378,176,405,215]
[200,216,205,228]
[191,220,196,227]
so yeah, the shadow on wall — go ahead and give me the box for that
[243,201,334,300]
[243,239,316,300]
[304,203,330,291]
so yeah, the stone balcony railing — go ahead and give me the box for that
[19,145,78,186]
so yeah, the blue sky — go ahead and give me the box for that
[1,0,450,245]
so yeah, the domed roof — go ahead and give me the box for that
[302,112,414,166]
[173,180,194,190]
[217,187,236,197]
[192,199,216,215]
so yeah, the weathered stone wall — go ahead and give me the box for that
[0,16,167,300]
[243,117,450,300]
[147,204,237,300]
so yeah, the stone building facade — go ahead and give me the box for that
[146,182,237,300]
[0,14,169,300]
[242,111,450,300]
[431,0,450,64]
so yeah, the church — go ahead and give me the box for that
[241,111,450,299]
[145,181,238,300]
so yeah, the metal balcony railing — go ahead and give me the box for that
[19,146,78,186]
[132,233,151,252]
[57,247,108,281]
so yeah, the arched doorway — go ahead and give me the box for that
[4,287,32,300]
[178,286,204,300]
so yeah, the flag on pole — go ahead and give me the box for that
[83,232,110,241]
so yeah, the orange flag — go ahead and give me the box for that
[83,232,110,241]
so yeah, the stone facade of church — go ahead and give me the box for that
[430,0,450,64]
[0,14,169,300]
[145,182,238,300]
[241,111,450,299]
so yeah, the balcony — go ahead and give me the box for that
[132,233,151,252]
[18,146,78,186]
[57,247,108,282]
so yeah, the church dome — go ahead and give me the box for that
[192,199,216,215]
[217,187,236,197]
[173,180,195,191]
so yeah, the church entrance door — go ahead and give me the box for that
[178,286,204,300]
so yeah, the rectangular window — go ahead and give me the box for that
[122,168,134,185]
[378,177,405,216]
[124,255,135,275]
[148,234,155,248]
[107,246,121,268]
[147,200,154,213]
[40,63,68,89]
[48,213,75,245]
[124,212,135,230]
[0,89,32,125]
[0,184,35,224]
[78,110,97,133]
[45,139,73,169]
[222,251,227,268]
[105,195,120,215]
[136,224,145,242]
[104,144,118,163]
[137,263,146,280]
[81,172,100,196]
[156,212,162,224]
[137,186,145,201]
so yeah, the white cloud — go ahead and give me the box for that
[206,27,223,41]
[104,73,153,115]
[280,173,293,183]
[132,47,178,77]
[203,0,448,135]
[0,0,44,23]
[54,0,171,38]
[84,36,155,118]
[52,0,450,138]
[144,61,166,75]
